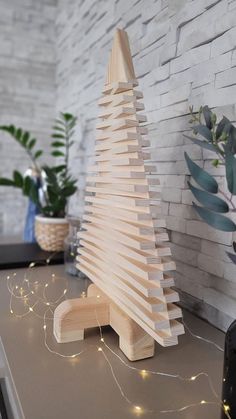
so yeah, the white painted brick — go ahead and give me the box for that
[162,187,181,203]
[215,67,236,89]
[171,231,201,251]
[170,44,210,74]
[165,215,186,233]
[201,240,232,263]
[161,83,191,107]
[198,253,224,277]
[169,202,195,219]
[211,26,236,57]
[203,287,236,319]
[186,220,232,245]
[170,242,198,266]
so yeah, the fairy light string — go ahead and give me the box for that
[5,260,231,418]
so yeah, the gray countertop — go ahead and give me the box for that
[0,265,225,419]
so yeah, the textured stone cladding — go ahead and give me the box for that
[55,0,236,331]
[0,0,57,237]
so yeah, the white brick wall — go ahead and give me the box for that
[0,0,56,237]
[54,0,236,331]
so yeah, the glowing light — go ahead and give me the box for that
[29,307,33,312]
[200,400,206,404]
[140,369,148,379]
[10,309,13,314]
[45,283,49,288]
[190,376,196,381]
[29,263,35,268]
[98,347,103,352]
[224,404,230,412]
[134,405,143,414]
[96,295,100,299]
[63,289,67,295]
[15,285,18,290]
[100,338,104,342]
[43,325,46,330]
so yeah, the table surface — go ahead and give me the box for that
[0,265,225,419]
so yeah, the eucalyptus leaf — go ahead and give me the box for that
[193,124,213,142]
[216,116,230,140]
[193,202,236,231]
[184,135,216,152]
[202,106,212,130]
[188,182,229,213]
[225,150,236,195]
[185,152,218,193]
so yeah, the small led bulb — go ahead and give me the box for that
[190,376,196,381]
[100,338,104,342]
[43,325,46,330]
[200,400,206,405]
[29,307,33,312]
[98,347,102,352]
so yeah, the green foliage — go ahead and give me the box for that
[185,105,236,263]
[185,152,218,193]
[193,203,236,232]
[0,125,43,169]
[0,112,78,218]
[188,182,229,213]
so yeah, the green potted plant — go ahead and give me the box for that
[0,112,77,251]
[184,105,236,262]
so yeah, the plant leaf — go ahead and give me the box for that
[22,131,29,146]
[28,138,36,150]
[16,128,22,141]
[0,177,15,186]
[51,134,65,139]
[216,116,230,140]
[226,252,236,265]
[225,150,236,195]
[184,135,216,152]
[188,182,229,213]
[202,106,213,130]
[13,170,23,188]
[185,152,218,193]
[51,141,65,148]
[193,124,213,142]
[34,150,43,159]
[193,202,236,231]
[51,150,64,157]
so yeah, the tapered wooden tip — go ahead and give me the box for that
[106,28,137,85]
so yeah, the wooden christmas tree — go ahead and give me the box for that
[54,29,184,361]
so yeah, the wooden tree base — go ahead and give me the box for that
[54,284,155,361]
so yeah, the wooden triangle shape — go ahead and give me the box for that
[106,28,137,85]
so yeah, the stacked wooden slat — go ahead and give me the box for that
[76,29,184,347]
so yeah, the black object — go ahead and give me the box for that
[221,320,236,418]
[0,243,64,269]
[0,380,10,419]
